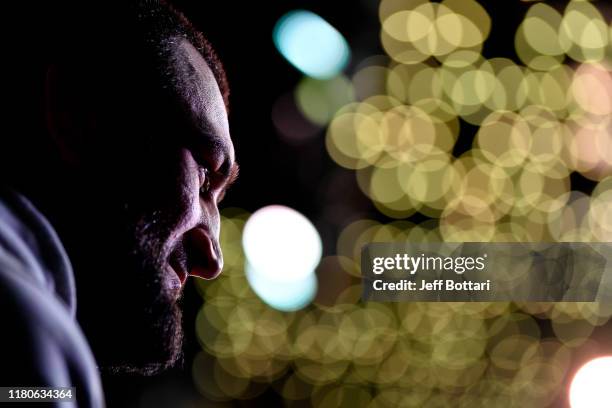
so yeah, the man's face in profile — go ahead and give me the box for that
[52,38,236,375]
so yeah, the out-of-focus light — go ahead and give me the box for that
[273,10,350,79]
[246,263,317,312]
[570,356,612,408]
[295,75,354,126]
[572,63,612,116]
[560,1,608,62]
[380,0,489,62]
[272,93,321,145]
[242,205,322,282]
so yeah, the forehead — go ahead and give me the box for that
[169,39,232,159]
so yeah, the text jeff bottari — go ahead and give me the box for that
[372,279,491,291]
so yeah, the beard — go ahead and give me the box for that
[72,199,186,377]
[49,140,199,377]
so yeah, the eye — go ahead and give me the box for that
[199,167,212,196]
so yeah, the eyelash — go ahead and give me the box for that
[199,167,212,196]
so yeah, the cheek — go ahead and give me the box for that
[199,198,221,236]
[176,150,203,224]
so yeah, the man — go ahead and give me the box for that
[0,1,237,406]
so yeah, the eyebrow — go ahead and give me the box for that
[215,161,239,202]
[222,162,239,190]
[186,127,236,194]
[189,131,234,177]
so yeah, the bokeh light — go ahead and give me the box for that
[194,1,612,405]
[242,205,322,282]
[295,75,355,126]
[246,263,317,312]
[272,92,322,145]
[569,356,612,408]
[273,10,350,79]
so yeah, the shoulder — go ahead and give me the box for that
[0,189,105,407]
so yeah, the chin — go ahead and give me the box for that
[79,244,186,377]
[101,300,185,377]
[79,200,189,376]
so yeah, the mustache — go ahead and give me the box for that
[132,209,179,261]
[80,208,186,376]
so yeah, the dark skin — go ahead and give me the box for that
[155,39,238,289]
[41,37,237,374]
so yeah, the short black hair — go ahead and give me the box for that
[48,0,229,110]
[131,0,230,109]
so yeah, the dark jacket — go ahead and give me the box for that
[0,189,104,407]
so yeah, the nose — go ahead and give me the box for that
[186,227,223,280]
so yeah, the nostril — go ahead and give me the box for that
[186,227,223,280]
